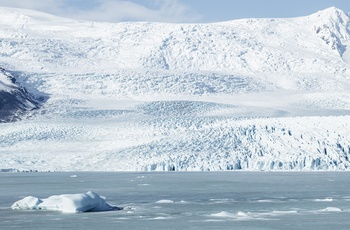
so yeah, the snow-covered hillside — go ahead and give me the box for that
[1,6,350,171]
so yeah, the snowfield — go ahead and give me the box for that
[1,6,350,171]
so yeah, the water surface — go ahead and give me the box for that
[1,172,350,229]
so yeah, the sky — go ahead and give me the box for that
[0,0,350,23]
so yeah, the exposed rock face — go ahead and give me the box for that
[0,68,40,122]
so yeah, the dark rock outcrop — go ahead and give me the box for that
[0,68,42,122]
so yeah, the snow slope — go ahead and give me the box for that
[1,7,350,171]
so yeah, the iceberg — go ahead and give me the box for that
[11,191,118,213]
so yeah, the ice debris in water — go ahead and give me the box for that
[155,199,175,204]
[321,207,343,212]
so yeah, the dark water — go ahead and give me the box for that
[1,172,350,230]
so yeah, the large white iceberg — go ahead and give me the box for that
[11,191,117,213]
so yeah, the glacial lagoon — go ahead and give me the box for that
[1,172,350,230]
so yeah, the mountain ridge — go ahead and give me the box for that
[0,6,349,73]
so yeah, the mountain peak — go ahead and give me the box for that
[310,6,349,22]
[320,6,344,13]
[308,7,350,56]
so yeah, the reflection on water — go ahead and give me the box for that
[1,172,350,230]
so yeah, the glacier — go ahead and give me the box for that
[0,6,350,171]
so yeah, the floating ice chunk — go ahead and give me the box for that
[314,198,333,202]
[236,211,250,217]
[155,200,174,204]
[210,211,256,220]
[210,210,298,221]
[270,210,298,215]
[321,207,342,212]
[256,199,274,203]
[11,191,116,213]
[210,211,235,218]
[11,196,42,210]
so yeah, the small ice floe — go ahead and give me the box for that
[11,191,120,213]
[70,175,78,178]
[314,198,333,202]
[320,207,343,212]
[270,210,298,215]
[209,198,233,204]
[256,199,275,203]
[209,210,298,221]
[210,211,236,218]
[155,200,174,204]
[236,211,250,217]
[211,211,253,219]
[151,216,173,220]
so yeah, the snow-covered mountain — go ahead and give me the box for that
[1,6,350,172]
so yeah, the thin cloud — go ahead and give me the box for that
[0,0,65,12]
[64,0,202,23]
[0,0,202,23]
